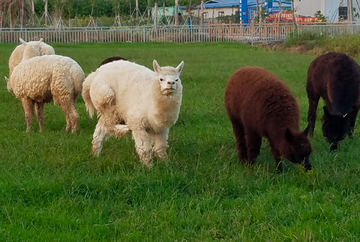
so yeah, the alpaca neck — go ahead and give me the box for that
[150,81,182,128]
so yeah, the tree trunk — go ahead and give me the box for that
[45,0,48,25]
[147,0,150,25]
[8,1,14,29]
[174,0,178,25]
[136,0,139,26]
[20,0,24,28]
[0,1,4,28]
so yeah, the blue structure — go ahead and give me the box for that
[242,0,292,23]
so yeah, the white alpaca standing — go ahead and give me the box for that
[82,60,184,166]
[6,55,85,133]
[8,38,55,77]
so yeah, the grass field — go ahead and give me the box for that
[1,42,360,241]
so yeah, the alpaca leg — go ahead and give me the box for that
[91,122,110,156]
[132,130,153,167]
[230,118,248,162]
[21,98,34,132]
[245,131,262,165]
[346,109,359,137]
[35,102,45,132]
[306,93,320,136]
[152,129,169,160]
[269,142,282,173]
[112,124,130,138]
[56,98,79,133]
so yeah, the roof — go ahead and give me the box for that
[189,0,292,9]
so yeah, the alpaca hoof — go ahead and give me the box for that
[91,145,101,156]
[329,142,338,151]
[143,161,154,168]
[139,152,153,167]
[156,151,168,160]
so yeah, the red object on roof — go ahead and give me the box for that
[266,12,320,22]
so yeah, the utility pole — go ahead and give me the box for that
[279,0,282,22]
[259,0,262,24]
[347,0,353,22]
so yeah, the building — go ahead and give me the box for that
[182,0,291,24]
[293,0,360,22]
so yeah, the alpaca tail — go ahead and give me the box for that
[82,74,95,118]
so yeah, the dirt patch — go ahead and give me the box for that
[254,42,315,55]
[287,45,308,54]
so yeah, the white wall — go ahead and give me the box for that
[325,0,341,22]
[294,0,325,17]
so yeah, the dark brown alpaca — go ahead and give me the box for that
[224,66,312,172]
[305,52,360,150]
[98,56,127,68]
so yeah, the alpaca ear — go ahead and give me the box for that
[19,38,27,45]
[38,38,43,43]
[153,59,161,74]
[285,129,294,143]
[176,61,184,75]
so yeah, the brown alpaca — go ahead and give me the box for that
[224,66,312,172]
[305,52,360,150]
[98,56,127,68]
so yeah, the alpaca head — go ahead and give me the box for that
[153,60,184,95]
[322,106,354,150]
[281,129,312,171]
[21,38,43,61]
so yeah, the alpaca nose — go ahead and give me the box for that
[167,81,175,85]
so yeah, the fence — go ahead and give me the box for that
[1,22,360,44]
[300,22,360,36]
[0,22,294,44]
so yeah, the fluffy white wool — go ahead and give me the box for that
[7,54,85,133]
[82,59,184,166]
[8,38,55,76]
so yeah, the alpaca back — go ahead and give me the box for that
[225,66,300,137]
[9,55,84,101]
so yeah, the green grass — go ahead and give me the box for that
[1,42,360,241]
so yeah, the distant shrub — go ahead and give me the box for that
[283,30,327,48]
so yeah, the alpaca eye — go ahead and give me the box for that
[175,79,178,82]
[160,78,164,82]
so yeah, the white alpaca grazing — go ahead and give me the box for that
[8,38,55,77]
[6,55,85,133]
[82,60,184,166]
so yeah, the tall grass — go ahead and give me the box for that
[1,42,360,241]
[284,31,360,58]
